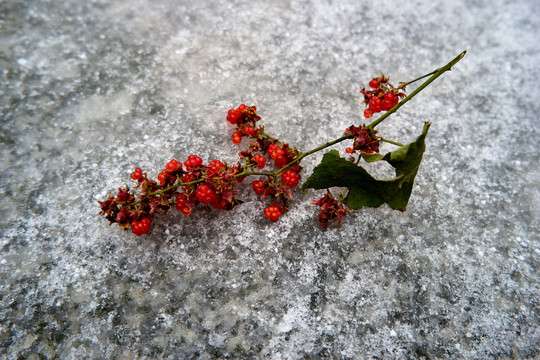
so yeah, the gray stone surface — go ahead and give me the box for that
[1,0,539,358]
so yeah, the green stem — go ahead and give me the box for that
[380,138,405,147]
[368,50,466,129]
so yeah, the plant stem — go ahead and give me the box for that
[368,50,466,130]
[380,138,405,147]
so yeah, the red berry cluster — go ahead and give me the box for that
[227,104,263,144]
[344,125,380,154]
[361,74,406,119]
[312,190,350,228]
[99,151,245,236]
[99,105,308,235]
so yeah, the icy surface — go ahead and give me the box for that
[1,0,539,358]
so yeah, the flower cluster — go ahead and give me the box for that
[361,74,406,119]
[312,190,350,227]
[344,125,380,154]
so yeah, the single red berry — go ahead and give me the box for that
[253,153,267,169]
[131,168,143,181]
[275,155,288,168]
[237,104,247,113]
[232,131,242,144]
[185,155,203,170]
[196,184,216,204]
[244,126,255,136]
[369,77,380,88]
[346,147,354,154]
[382,98,393,111]
[209,160,225,170]
[166,159,182,171]
[364,108,373,118]
[131,216,152,236]
[158,170,167,185]
[176,194,193,216]
[281,169,300,187]
[227,109,240,124]
[264,205,282,222]
[211,197,230,210]
[267,144,284,160]
[369,97,382,113]
[252,180,265,195]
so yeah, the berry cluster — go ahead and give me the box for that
[99,151,244,236]
[99,105,305,235]
[361,74,406,119]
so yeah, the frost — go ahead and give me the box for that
[1,0,539,359]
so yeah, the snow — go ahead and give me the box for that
[1,0,539,358]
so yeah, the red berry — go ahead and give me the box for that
[264,205,282,222]
[252,180,265,195]
[281,169,300,187]
[196,184,216,204]
[232,131,242,144]
[274,155,287,168]
[131,216,152,236]
[209,159,225,170]
[244,126,255,136]
[166,159,182,171]
[382,98,393,111]
[346,147,354,154]
[227,109,240,124]
[363,108,373,119]
[237,104,247,113]
[185,155,203,170]
[369,77,380,88]
[369,97,382,113]
[267,143,284,160]
[158,170,167,185]
[131,168,143,181]
[253,153,267,169]
[211,197,230,210]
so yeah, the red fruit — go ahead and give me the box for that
[363,108,373,119]
[185,155,203,170]
[274,155,287,168]
[131,216,152,236]
[211,197,230,210]
[345,147,354,154]
[244,126,255,136]
[166,159,182,171]
[252,180,265,195]
[369,97,382,113]
[227,109,240,124]
[237,104,247,113]
[267,143,284,160]
[131,168,143,181]
[281,169,300,187]
[232,131,242,144]
[196,184,216,204]
[369,77,381,88]
[158,170,167,185]
[264,205,282,222]
[253,153,267,169]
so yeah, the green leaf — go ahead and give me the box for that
[361,152,385,163]
[302,122,430,211]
